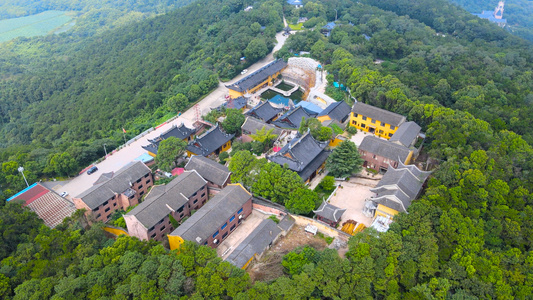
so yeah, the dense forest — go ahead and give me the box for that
[1,0,533,297]
[448,0,533,42]
[0,0,281,198]
[0,0,197,37]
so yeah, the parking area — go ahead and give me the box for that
[217,209,270,259]
[330,173,381,227]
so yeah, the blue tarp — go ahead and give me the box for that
[7,182,37,202]
[135,153,155,164]
[269,94,291,107]
[296,101,323,115]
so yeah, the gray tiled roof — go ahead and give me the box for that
[314,201,346,223]
[142,123,196,155]
[370,164,431,212]
[352,102,406,127]
[226,59,287,93]
[267,132,329,181]
[76,161,151,210]
[226,218,281,268]
[169,184,252,244]
[390,122,421,147]
[241,117,283,136]
[318,101,351,122]
[371,187,411,213]
[184,156,231,186]
[245,101,282,122]
[359,136,411,163]
[271,106,316,129]
[186,124,235,156]
[220,97,247,110]
[126,170,207,229]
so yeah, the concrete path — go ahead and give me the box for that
[56,32,290,199]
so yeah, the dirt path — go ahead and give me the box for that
[247,225,328,283]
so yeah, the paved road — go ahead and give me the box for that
[56,32,289,199]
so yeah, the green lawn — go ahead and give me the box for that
[288,23,303,30]
[0,11,73,42]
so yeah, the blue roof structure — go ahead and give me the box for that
[135,153,155,164]
[322,22,336,31]
[296,101,323,115]
[269,94,291,107]
[363,34,371,41]
[7,182,38,202]
[287,0,303,6]
[472,11,507,24]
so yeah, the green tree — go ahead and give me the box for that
[221,108,246,135]
[326,141,363,178]
[166,93,189,113]
[155,137,188,172]
[250,126,277,148]
[244,38,269,62]
[228,150,267,189]
[285,188,318,215]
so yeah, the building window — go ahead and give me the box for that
[146,179,151,184]
[354,113,358,118]
[230,215,235,222]
[372,155,376,159]
[113,203,117,207]
[177,205,184,213]
[352,121,357,126]
[238,208,243,214]
[193,199,198,204]
[151,233,156,238]
[104,207,110,212]
[221,222,227,230]
[140,191,145,196]
[144,173,150,178]
[160,225,166,231]
[192,191,197,197]
[201,192,206,198]
[204,241,208,245]
[362,116,367,120]
[381,122,385,126]
[149,226,155,231]
[213,231,219,238]
[158,219,164,225]
[136,178,142,183]
[138,185,143,189]
[222,232,228,240]
[103,200,109,206]
[389,133,393,137]
[390,125,396,130]
[230,224,236,231]
[379,130,383,134]
[361,124,366,128]
[96,214,101,219]
[371,119,376,124]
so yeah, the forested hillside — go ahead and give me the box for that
[0,0,197,38]
[448,0,533,42]
[0,0,281,198]
[1,0,533,297]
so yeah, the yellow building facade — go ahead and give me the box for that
[349,112,399,139]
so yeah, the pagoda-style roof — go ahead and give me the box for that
[186,124,234,156]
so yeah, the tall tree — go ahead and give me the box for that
[155,137,188,172]
[326,141,363,178]
[222,109,246,135]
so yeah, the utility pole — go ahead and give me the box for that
[103,144,108,157]
[18,166,29,187]
[334,9,338,21]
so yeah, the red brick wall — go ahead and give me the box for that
[359,150,398,171]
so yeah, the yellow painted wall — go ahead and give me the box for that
[375,204,399,219]
[348,112,398,140]
[317,115,331,123]
[103,226,129,236]
[229,90,244,99]
[329,136,343,147]
[228,70,283,98]
[221,141,232,152]
[186,150,195,157]
[168,235,185,250]
[404,150,414,165]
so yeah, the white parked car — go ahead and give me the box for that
[241,69,248,75]
[60,191,69,197]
